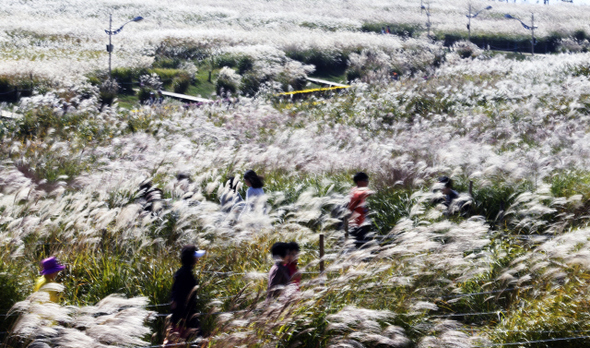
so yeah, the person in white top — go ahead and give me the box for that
[243,170,265,212]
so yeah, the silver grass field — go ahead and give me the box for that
[3,0,590,347]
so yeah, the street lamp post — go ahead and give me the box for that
[505,13,537,56]
[467,5,492,42]
[421,1,431,38]
[105,14,144,79]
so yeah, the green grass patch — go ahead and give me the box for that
[309,72,348,85]
[179,67,220,99]
[361,22,422,38]
[116,94,141,109]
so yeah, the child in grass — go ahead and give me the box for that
[348,172,374,247]
[267,242,292,299]
[242,170,266,217]
[438,176,459,207]
[243,170,264,202]
[286,242,301,286]
[34,257,65,303]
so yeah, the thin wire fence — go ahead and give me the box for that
[139,339,201,348]
[477,335,590,347]
[135,334,590,348]
[430,310,505,319]
[0,281,534,317]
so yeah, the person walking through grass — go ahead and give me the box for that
[348,172,374,248]
[267,242,292,299]
[242,170,266,215]
[167,245,206,342]
[438,176,459,207]
[244,170,264,202]
[437,176,464,216]
[34,257,65,303]
[285,242,301,286]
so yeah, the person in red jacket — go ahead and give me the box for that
[348,172,374,247]
[285,242,301,286]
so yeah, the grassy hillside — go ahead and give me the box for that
[4,48,590,346]
[3,0,590,347]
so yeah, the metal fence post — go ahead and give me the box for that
[343,218,349,239]
[319,234,325,273]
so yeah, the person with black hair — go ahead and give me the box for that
[438,176,459,207]
[267,242,291,299]
[168,245,206,340]
[244,170,264,198]
[285,242,301,286]
[348,172,374,247]
[243,170,265,213]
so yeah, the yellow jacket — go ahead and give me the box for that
[34,276,60,302]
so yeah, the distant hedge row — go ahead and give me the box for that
[439,32,564,54]
[362,22,586,54]
[0,75,45,102]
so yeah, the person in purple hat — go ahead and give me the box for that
[34,257,65,302]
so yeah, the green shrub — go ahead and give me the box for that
[153,57,182,69]
[172,73,191,93]
[149,68,181,87]
[550,171,590,199]
[86,73,102,86]
[111,67,146,95]
[215,67,240,96]
[275,72,307,92]
[0,258,33,333]
[240,73,261,96]
[215,54,240,69]
[0,75,19,102]
[361,22,421,38]
[216,79,237,96]
[237,56,255,74]
[573,29,588,43]
[369,189,413,234]
[345,67,362,82]
[99,79,119,105]
[0,74,46,102]
[441,31,565,54]
[453,40,482,59]
[285,48,348,75]
[154,37,211,60]
[15,104,91,141]
[138,87,153,103]
[470,181,531,225]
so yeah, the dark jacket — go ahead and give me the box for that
[444,190,459,207]
[171,265,198,325]
[267,262,291,299]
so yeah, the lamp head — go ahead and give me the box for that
[132,16,144,22]
[485,6,492,10]
[504,14,514,19]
